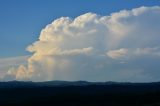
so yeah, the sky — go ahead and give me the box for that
[0,0,160,82]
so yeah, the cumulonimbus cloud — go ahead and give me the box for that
[3,6,160,82]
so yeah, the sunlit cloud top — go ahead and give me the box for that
[1,6,160,82]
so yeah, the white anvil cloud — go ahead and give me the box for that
[3,6,160,82]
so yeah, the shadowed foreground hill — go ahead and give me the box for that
[0,81,160,106]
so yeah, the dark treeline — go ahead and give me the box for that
[0,81,160,106]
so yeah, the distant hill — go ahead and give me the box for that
[0,80,94,88]
[1,80,160,88]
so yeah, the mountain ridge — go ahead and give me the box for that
[1,80,160,88]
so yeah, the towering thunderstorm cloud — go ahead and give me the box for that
[4,6,160,82]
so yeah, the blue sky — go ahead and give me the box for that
[1,0,160,82]
[0,0,160,58]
